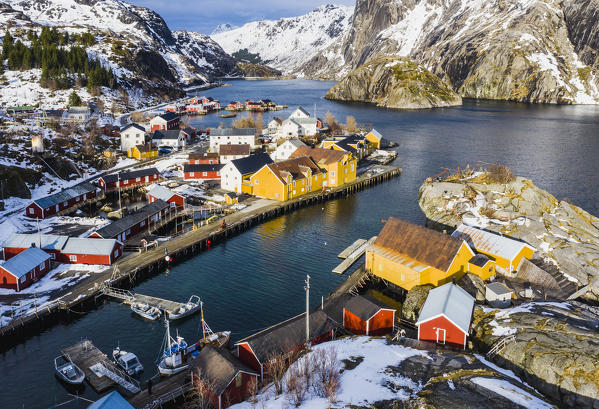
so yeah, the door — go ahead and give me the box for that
[145,176,149,183]
[436,328,446,344]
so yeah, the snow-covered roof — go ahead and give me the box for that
[2,233,69,250]
[416,283,474,333]
[452,224,536,262]
[61,238,119,256]
[33,183,96,209]
[0,247,51,279]
[121,123,145,133]
[148,185,176,202]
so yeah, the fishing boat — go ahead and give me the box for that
[157,318,190,376]
[168,295,202,320]
[112,346,143,376]
[220,112,236,118]
[131,302,162,320]
[54,356,85,385]
[197,301,231,349]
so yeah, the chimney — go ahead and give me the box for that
[31,242,36,248]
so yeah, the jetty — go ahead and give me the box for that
[128,373,192,409]
[333,237,376,274]
[102,287,192,318]
[62,340,140,394]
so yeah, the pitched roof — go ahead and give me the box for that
[120,123,145,133]
[189,152,219,160]
[416,283,474,333]
[230,153,273,175]
[148,185,176,202]
[344,295,393,321]
[87,391,134,409]
[190,345,257,396]
[284,138,306,149]
[62,238,119,256]
[135,144,157,153]
[152,130,181,140]
[100,168,159,184]
[219,144,250,156]
[322,293,353,324]
[371,217,467,272]
[367,129,383,141]
[155,112,178,122]
[0,247,51,279]
[486,282,514,296]
[269,117,283,125]
[290,146,348,165]
[2,233,68,250]
[291,106,310,117]
[265,156,323,184]
[92,200,169,239]
[211,128,256,136]
[183,164,223,173]
[452,224,536,262]
[469,254,491,267]
[236,310,337,363]
[33,182,97,209]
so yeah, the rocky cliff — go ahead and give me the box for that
[418,171,599,295]
[325,57,462,109]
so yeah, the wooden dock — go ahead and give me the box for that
[102,287,190,317]
[332,237,376,274]
[62,340,140,394]
[337,239,367,259]
[129,372,192,409]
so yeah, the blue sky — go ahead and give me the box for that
[130,0,355,34]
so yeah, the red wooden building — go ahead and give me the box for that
[0,247,51,291]
[227,101,243,110]
[343,295,396,336]
[89,200,171,242]
[416,283,475,349]
[190,345,258,409]
[2,233,68,260]
[188,152,219,165]
[235,310,336,380]
[183,164,222,180]
[149,112,180,132]
[25,182,97,219]
[98,168,160,192]
[147,185,185,209]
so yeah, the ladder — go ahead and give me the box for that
[91,363,140,394]
[486,334,516,358]
[102,286,135,302]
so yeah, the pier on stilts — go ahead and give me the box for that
[101,287,191,318]
[332,236,377,275]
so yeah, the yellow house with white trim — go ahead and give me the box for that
[365,129,384,149]
[290,146,356,187]
[319,134,372,160]
[128,143,158,160]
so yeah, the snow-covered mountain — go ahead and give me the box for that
[0,0,240,108]
[211,23,238,35]
[211,4,354,75]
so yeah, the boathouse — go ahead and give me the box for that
[120,123,146,152]
[235,310,336,380]
[343,295,396,336]
[290,146,356,187]
[366,217,477,290]
[25,182,98,219]
[364,129,385,149]
[98,168,160,192]
[416,283,474,349]
[0,246,51,291]
[149,112,180,132]
[89,200,171,241]
[147,185,185,209]
[189,151,219,165]
[183,164,223,180]
[190,345,259,409]
[452,224,536,274]
[219,144,250,164]
[220,153,273,193]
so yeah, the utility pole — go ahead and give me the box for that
[117,173,122,217]
[36,217,42,248]
[305,274,310,346]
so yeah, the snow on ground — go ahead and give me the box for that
[480,302,572,337]
[471,377,553,409]
[231,337,426,409]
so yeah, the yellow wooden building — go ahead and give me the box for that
[365,129,384,149]
[128,143,158,160]
[290,146,356,187]
[366,217,488,290]
[452,224,535,274]
[247,156,324,201]
[319,134,373,160]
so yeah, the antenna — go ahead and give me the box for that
[304,275,310,346]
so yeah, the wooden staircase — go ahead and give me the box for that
[530,258,578,298]
[486,334,516,358]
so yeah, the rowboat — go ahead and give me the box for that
[131,302,162,320]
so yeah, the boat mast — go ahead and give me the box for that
[165,317,171,351]
[201,301,206,342]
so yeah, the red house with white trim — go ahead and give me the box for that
[190,345,258,409]
[343,295,396,336]
[416,283,475,349]
[2,233,68,260]
[98,168,160,192]
[235,310,336,380]
[25,182,97,219]
[183,164,222,180]
[0,247,51,291]
[149,112,180,132]
[147,185,185,209]
[188,152,219,165]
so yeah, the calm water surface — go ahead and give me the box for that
[2,80,599,408]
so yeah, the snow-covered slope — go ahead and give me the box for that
[211,4,353,75]
[211,23,237,35]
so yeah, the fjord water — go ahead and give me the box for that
[2,80,599,408]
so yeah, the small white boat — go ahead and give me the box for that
[168,295,202,320]
[55,356,85,385]
[113,346,143,376]
[131,303,162,320]
[157,318,189,376]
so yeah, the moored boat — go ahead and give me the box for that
[220,113,236,118]
[168,295,202,320]
[112,346,143,376]
[157,318,189,376]
[54,356,85,385]
[131,303,162,320]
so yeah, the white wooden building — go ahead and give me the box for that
[210,128,258,152]
[120,123,147,152]
[270,138,306,162]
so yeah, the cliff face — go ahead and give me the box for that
[325,57,462,109]
[299,0,599,104]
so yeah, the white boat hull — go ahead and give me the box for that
[158,362,188,376]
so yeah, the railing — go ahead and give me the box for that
[486,334,516,358]
[94,362,140,393]
[102,286,135,302]
[143,381,194,409]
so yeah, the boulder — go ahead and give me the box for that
[401,284,433,322]
[458,273,486,302]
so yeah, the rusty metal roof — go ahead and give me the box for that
[452,224,536,262]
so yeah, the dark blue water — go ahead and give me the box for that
[2,80,599,408]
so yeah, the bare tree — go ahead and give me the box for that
[324,112,341,135]
[248,376,259,407]
[285,364,306,407]
[268,353,287,397]
[345,116,357,133]
[185,369,215,409]
[130,111,145,123]
[312,347,340,406]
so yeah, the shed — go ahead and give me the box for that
[485,282,514,308]
[416,283,474,349]
[147,185,185,209]
[343,295,396,336]
[0,247,51,291]
[61,238,122,265]
[25,183,97,219]
[190,345,258,409]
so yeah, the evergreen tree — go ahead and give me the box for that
[68,91,82,107]
[2,32,13,59]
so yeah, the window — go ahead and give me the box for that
[255,179,259,185]
[275,193,279,198]
[190,172,195,177]
[293,181,296,187]
[28,208,34,214]
[344,168,347,174]
[63,201,68,207]
[136,177,141,182]
[140,220,146,227]
[69,255,77,262]
[400,274,405,281]
[301,188,304,192]
[331,171,335,177]
[351,163,355,171]
[378,264,382,271]
[114,249,119,257]
[203,172,207,176]
[126,229,131,235]
[50,253,56,260]
[123,180,128,185]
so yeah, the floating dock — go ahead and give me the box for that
[62,340,140,394]
[338,239,367,259]
[332,237,377,274]
[102,287,189,318]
